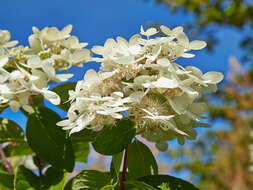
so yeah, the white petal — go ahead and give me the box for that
[0,56,8,67]
[129,44,141,55]
[104,38,116,49]
[189,103,207,115]
[134,75,151,86]
[143,115,174,121]
[128,92,144,103]
[28,35,42,52]
[110,113,123,119]
[46,27,60,41]
[43,90,60,105]
[202,72,224,84]
[91,46,104,55]
[169,93,194,114]
[64,36,87,49]
[69,49,90,64]
[172,26,184,34]
[140,26,158,37]
[146,28,158,36]
[70,114,95,135]
[140,25,145,35]
[5,41,18,47]
[61,24,72,37]
[69,126,85,135]
[55,74,74,82]
[162,119,188,136]
[186,66,203,77]
[84,69,100,84]
[176,32,189,47]
[141,108,155,117]
[0,72,9,83]
[202,84,218,93]
[178,83,198,96]
[189,40,207,50]
[32,26,40,34]
[116,36,128,48]
[57,119,71,127]
[157,58,170,67]
[0,30,10,43]
[22,105,35,114]
[114,56,135,65]
[42,60,55,78]
[160,25,172,36]
[100,71,116,80]
[112,91,124,97]
[151,77,179,88]
[129,34,141,45]
[181,53,195,58]
[27,56,41,68]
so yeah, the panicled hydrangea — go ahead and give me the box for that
[0,25,91,113]
[57,25,224,148]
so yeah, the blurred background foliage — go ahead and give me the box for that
[150,0,253,62]
[144,0,253,189]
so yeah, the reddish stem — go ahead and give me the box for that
[120,145,130,190]
[35,155,43,177]
[0,144,13,174]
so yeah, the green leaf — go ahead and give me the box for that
[64,178,73,190]
[42,167,68,190]
[100,185,115,190]
[158,183,171,190]
[125,180,157,190]
[138,175,199,190]
[128,139,158,179]
[110,152,123,180]
[14,166,40,190]
[51,82,76,111]
[14,166,68,190]
[0,118,24,143]
[26,106,75,172]
[71,128,99,143]
[70,129,93,163]
[92,119,136,155]
[73,141,90,163]
[0,169,14,190]
[71,170,111,190]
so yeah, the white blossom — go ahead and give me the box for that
[59,24,223,148]
[0,30,18,49]
[0,25,91,112]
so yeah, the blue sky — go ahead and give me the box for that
[0,0,246,180]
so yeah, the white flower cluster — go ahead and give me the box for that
[57,25,223,147]
[0,25,91,113]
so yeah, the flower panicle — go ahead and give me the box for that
[0,25,91,113]
[58,24,223,148]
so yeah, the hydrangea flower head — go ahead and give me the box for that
[58,25,223,148]
[0,25,91,113]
